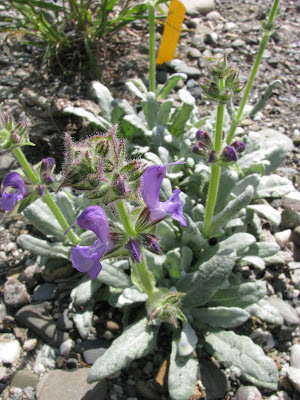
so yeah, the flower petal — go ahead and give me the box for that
[160,189,187,227]
[70,239,106,273]
[3,172,25,191]
[88,261,102,280]
[1,172,25,211]
[141,165,166,210]
[76,206,109,243]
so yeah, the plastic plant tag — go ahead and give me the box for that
[156,0,186,65]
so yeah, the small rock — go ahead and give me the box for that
[283,192,300,212]
[155,358,168,393]
[10,370,39,389]
[56,310,73,332]
[103,331,114,340]
[66,358,78,369]
[235,386,263,400]
[0,334,21,365]
[187,47,201,59]
[16,302,69,347]
[33,283,57,302]
[35,369,107,400]
[250,329,275,351]
[286,367,300,392]
[143,361,153,375]
[4,279,30,307]
[292,128,300,145]
[231,39,246,47]
[180,0,215,16]
[23,338,37,351]
[268,297,300,326]
[136,380,161,400]
[59,339,73,356]
[205,32,219,46]
[289,262,300,289]
[290,344,300,369]
[82,339,110,365]
[172,61,201,79]
[292,226,300,248]
[22,261,41,290]
[56,355,65,368]
[224,22,237,30]
[205,10,222,21]
[34,344,56,375]
[23,386,35,400]
[281,209,300,230]
[199,360,228,400]
[191,36,206,51]
[274,230,291,248]
[0,303,7,327]
[0,366,7,381]
[106,321,120,331]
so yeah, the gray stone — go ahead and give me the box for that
[281,209,300,229]
[33,283,57,302]
[286,367,300,392]
[23,262,42,290]
[33,344,56,375]
[82,339,110,365]
[290,344,300,369]
[235,386,263,400]
[23,338,38,351]
[232,39,246,48]
[180,0,215,16]
[191,36,206,51]
[274,229,292,248]
[4,279,30,307]
[283,191,300,212]
[250,329,275,351]
[172,61,201,79]
[205,32,219,46]
[16,302,69,347]
[187,47,201,59]
[289,262,300,289]
[10,370,39,389]
[0,334,21,365]
[268,297,300,326]
[292,226,300,248]
[199,360,228,400]
[59,339,73,356]
[56,309,73,332]
[36,369,107,400]
[66,358,78,369]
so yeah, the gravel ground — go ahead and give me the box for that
[0,0,300,399]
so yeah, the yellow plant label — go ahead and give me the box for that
[156,0,186,65]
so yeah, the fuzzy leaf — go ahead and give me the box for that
[18,234,70,259]
[22,198,63,238]
[204,330,278,390]
[248,204,281,227]
[71,275,102,306]
[246,298,284,325]
[73,303,94,339]
[247,241,280,258]
[63,106,111,129]
[181,246,193,272]
[249,80,281,118]
[156,73,187,101]
[90,81,114,121]
[232,174,261,197]
[177,249,236,309]
[87,317,158,382]
[166,248,181,280]
[177,322,198,356]
[208,185,254,236]
[125,80,147,100]
[168,335,198,400]
[142,92,159,129]
[237,256,266,270]
[55,191,77,225]
[192,307,250,328]
[97,260,131,289]
[254,175,295,198]
[158,99,174,125]
[214,169,238,214]
[207,280,267,308]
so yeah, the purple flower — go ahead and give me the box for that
[141,165,187,227]
[221,146,238,162]
[69,206,113,280]
[1,172,25,211]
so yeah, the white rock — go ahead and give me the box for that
[274,230,292,248]
[290,344,300,369]
[34,344,56,375]
[287,367,300,392]
[59,339,73,356]
[224,22,237,30]
[23,338,38,351]
[0,334,21,365]
[283,191,300,212]
[180,0,215,16]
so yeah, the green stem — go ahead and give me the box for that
[12,147,80,244]
[134,257,155,295]
[226,0,280,144]
[115,200,135,236]
[148,1,156,92]
[84,36,102,81]
[202,78,225,238]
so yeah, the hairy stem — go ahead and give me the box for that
[148,1,156,92]
[13,147,80,244]
[115,199,136,236]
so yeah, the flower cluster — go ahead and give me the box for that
[199,55,244,104]
[191,129,245,170]
[0,112,34,151]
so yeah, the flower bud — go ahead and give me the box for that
[208,150,217,163]
[221,146,238,162]
[0,111,34,152]
[141,234,161,254]
[126,239,142,264]
[231,140,246,153]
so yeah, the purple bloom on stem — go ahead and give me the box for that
[222,146,238,162]
[1,172,25,211]
[141,165,187,227]
[69,206,113,280]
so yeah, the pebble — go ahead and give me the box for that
[199,360,228,399]
[187,47,201,59]
[136,380,161,400]
[205,32,219,46]
[190,36,206,51]
[250,329,275,351]
[106,320,120,331]
[235,386,263,400]
[66,358,78,369]
[231,39,246,47]
[283,192,300,212]
[16,302,69,347]
[292,226,300,248]
[82,339,110,365]
[10,370,39,389]
[22,261,41,290]
[274,230,292,248]
[268,297,300,327]
[289,262,300,289]
[33,344,56,375]
[59,339,73,356]
[32,283,57,302]
[4,279,30,307]
[23,338,38,352]
[35,369,107,400]
[180,0,215,16]
[290,344,300,369]
[56,309,73,332]
[0,334,21,365]
[286,367,300,392]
